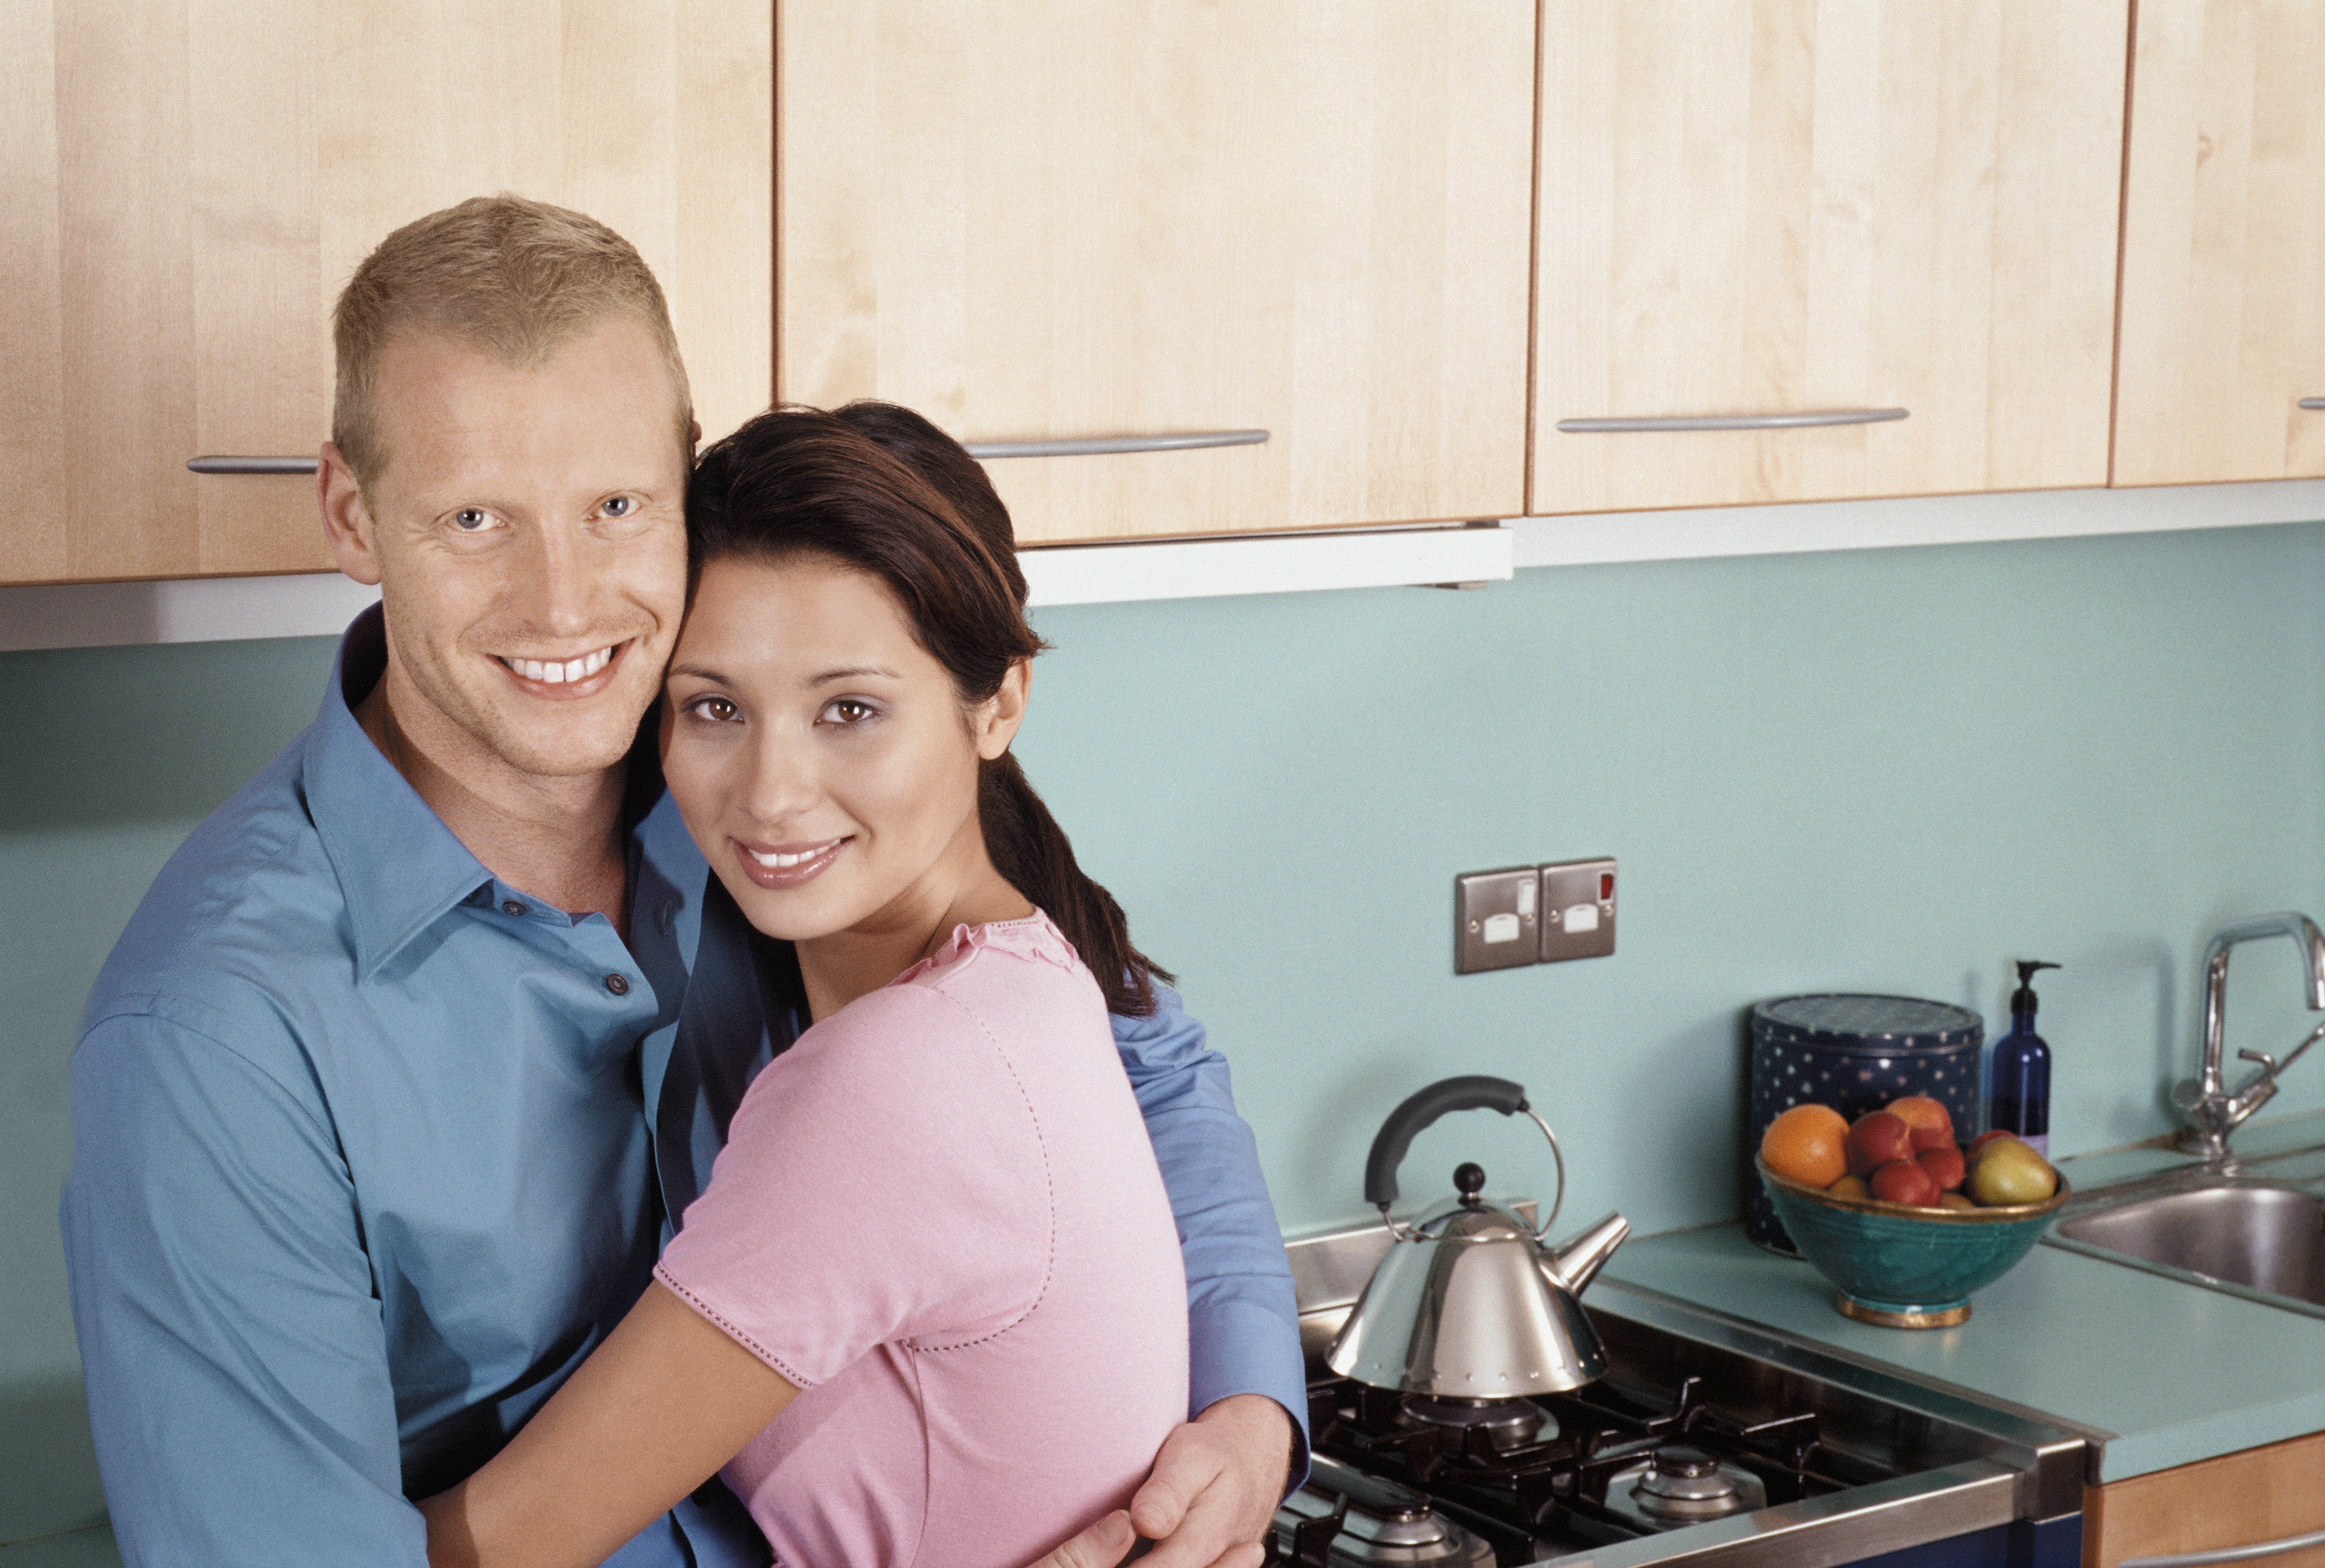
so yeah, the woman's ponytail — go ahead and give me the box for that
[978,752,1172,1017]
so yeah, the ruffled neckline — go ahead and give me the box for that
[892,909,1079,987]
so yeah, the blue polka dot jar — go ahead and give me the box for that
[1747,994,1983,1255]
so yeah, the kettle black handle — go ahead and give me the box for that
[1363,1075,1529,1210]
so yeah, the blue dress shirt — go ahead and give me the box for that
[62,608,1303,1568]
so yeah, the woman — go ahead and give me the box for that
[421,406,1189,1567]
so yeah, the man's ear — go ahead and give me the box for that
[318,443,383,587]
[975,660,1031,761]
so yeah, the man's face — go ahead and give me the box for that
[324,316,690,783]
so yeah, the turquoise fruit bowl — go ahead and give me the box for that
[1756,1156,2069,1328]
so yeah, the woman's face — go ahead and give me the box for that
[661,553,1021,944]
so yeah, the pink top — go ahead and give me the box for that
[654,913,1189,1568]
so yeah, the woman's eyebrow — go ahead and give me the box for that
[666,662,731,684]
[810,665,901,686]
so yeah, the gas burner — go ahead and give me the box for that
[1602,1443,1769,1533]
[1398,1394,1555,1452]
[1273,1456,1496,1567]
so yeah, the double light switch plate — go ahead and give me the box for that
[1455,858,1616,974]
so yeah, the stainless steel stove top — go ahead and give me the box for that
[1278,1218,2093,1568]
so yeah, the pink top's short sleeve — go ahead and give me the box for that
[655,913,1188,1568]
[656,979,1050,1385]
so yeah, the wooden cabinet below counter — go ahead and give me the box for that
[2085,1428,2325,1568]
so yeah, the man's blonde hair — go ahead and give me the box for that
[332,194,693,487]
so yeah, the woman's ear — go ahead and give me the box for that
[973,661,1030,760]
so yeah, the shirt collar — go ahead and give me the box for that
[304,604,497,981]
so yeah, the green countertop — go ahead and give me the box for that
[1601,1120,2325,1485]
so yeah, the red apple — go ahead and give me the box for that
[1916,1144,1967,1192]
[1870,1159,1941,1207]
[1847,1111,1916,1177]
[1886,1095,1956,1152]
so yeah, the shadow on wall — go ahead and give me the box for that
[0,1378,103,1546]
[0,638,338,835]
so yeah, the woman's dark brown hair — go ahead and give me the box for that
[688,401,1173,1016]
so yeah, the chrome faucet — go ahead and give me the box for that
[2172,912,2325,1163]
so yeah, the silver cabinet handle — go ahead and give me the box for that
[188,456,319,474]
[962,429,1268,459]
[2300,398,2325,410]
[1555,408,1909,434]
[2120,1527,2325,1568]
[190,432,1275,471]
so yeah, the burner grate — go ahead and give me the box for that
[1294,1370,1856,1562]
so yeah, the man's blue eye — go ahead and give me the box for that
[604,496,634,517]
[453,508,491,532]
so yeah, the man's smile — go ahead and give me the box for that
[489,639,636,698]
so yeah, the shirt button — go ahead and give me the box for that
[501,899,529,917]
[605,973,631,996]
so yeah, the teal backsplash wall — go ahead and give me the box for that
[5,520,2323,1540]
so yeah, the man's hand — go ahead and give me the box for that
[1022,1394,1291,1568]
[1023,1510,1142,1568]
[1136,1394,1290,1568]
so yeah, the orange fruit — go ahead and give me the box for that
[1761,1104,1850,1188]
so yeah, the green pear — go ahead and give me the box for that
[1967,1137,2057,1205]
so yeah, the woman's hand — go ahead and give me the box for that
[1024,1394,1289,1568]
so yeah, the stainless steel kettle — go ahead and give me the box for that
[1328,1075,1630,1398]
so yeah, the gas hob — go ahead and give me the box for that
[1274,1219,2091,1568]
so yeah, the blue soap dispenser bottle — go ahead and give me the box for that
[1988,960,2060,1155]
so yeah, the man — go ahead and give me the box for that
[63,195,1301,1566]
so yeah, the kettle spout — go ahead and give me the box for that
[1542,1211,1630,1294]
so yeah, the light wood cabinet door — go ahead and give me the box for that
[2113,0,2325,486]
[1531,1,2128,516]
[2085,1429,2325,1568]
[1,0,770,587]
[776,2,1534,547]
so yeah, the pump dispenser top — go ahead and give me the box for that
[2010,960,2060,1015]
[1989,961,2060,1155]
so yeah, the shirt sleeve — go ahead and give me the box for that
[1111,984,1310,1476]
[656,984,1051,1387]
[61,1007,425,1568]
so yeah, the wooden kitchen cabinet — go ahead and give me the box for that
[2112,0,2325,486]
[775,2,1535,547]
[2084,1428,2325,1568]
[1530,0,2129,516]
[0,0,769,587]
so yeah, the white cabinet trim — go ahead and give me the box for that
[4,482,2321,652]
[1510,480,2325,568]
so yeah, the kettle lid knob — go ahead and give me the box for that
[1453,1162,1487,1203]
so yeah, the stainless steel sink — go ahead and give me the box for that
[2045,1172,2325,1318]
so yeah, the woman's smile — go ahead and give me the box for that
[733,835,851,889]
